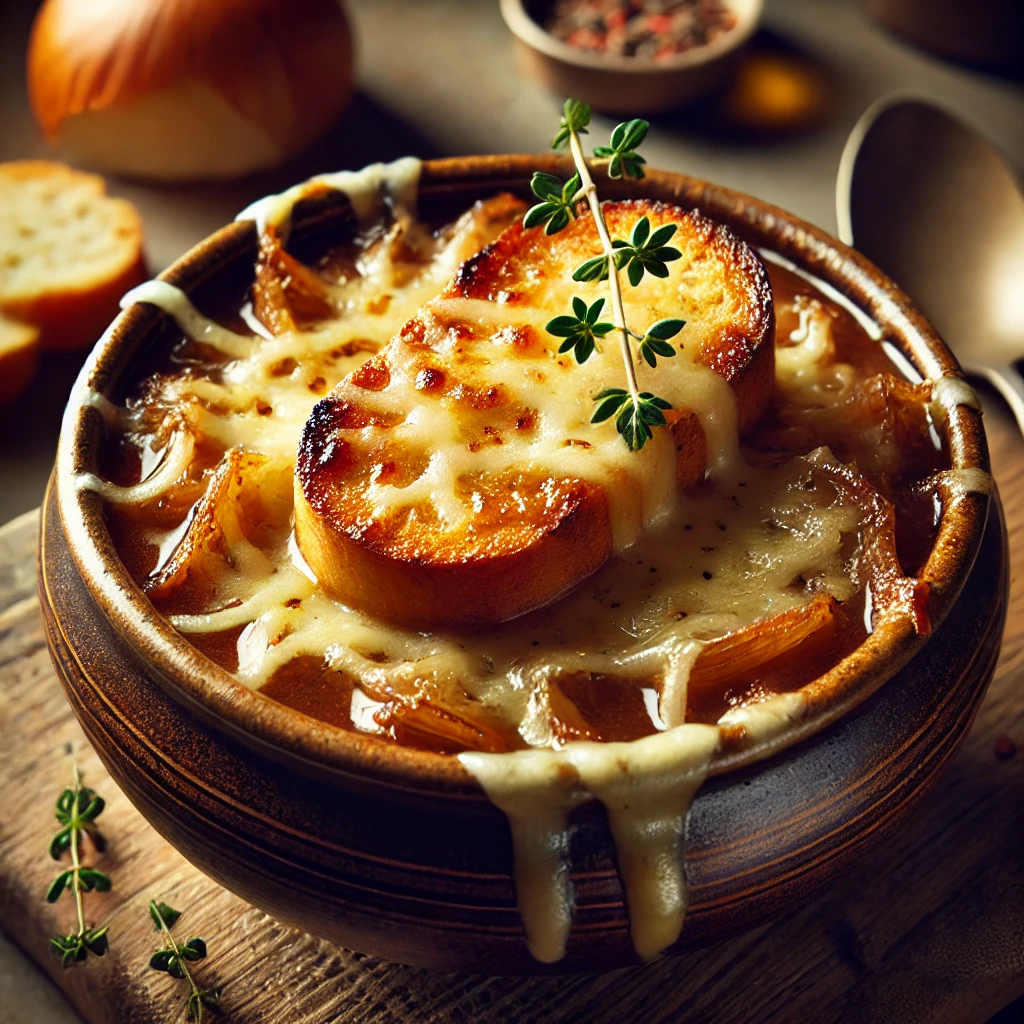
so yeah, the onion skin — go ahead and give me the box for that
[27,0,354,181]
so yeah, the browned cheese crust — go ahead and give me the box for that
[295,199,774,629]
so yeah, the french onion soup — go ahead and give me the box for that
[79,158,983,963]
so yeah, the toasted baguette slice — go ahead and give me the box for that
[0,313,40,404]
[296,200,774,628]
[0,161,146,351]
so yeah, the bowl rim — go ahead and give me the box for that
[52,154,990,794]
[499,0,764,74]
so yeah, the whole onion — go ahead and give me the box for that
[27,0,354,182]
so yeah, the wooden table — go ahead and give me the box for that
[0,396,1021,1023]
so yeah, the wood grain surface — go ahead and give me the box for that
[1,403,1023,1022]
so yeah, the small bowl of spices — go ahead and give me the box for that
[501,0,763,114]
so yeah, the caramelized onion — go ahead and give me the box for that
[254,231,337,335]
[146,447,292,608]
[690,594,839,693]
[807,448,932,635]
[376,698,514,755]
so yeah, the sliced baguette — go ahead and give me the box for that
[295,199,774,628]
[0,161,146,351]
[0,313,41,404]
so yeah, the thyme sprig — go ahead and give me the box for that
[526,98,687,451]
[148,900,220,1022]
[46,765,111,968]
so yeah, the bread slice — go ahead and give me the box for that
[295,199,774,628]
[0,161,146,351]
[0,313,40,404]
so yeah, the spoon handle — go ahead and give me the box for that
[975,363,1024,438]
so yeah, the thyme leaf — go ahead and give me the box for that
[609,217,682,286]
[524,171,583,235]
[591,389,671,451]
[593,118,649,180]
[552,97,591,149]
[546,297,615,364]
[638,317,686,367]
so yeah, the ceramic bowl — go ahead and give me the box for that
[39,156,1002,973]
[500,0,763,114]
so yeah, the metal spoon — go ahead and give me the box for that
[837,96,1024,432]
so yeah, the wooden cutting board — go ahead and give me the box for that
[2,405,1023,1024]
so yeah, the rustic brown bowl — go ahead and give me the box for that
[39,156,1003,973]
[500,0,763,115]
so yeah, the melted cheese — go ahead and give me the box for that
[77,428,195,503]
[461,723,719,962]
[79,388,122,428]
[120,282,254,359]
[929,375,983,422]
[457,748,586,963]
[331,290,734,549]
[938,467,992,499]
[926,378,990,500]
[717,691,807,753]
[235,156,422,237]
[98,179,928,964]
